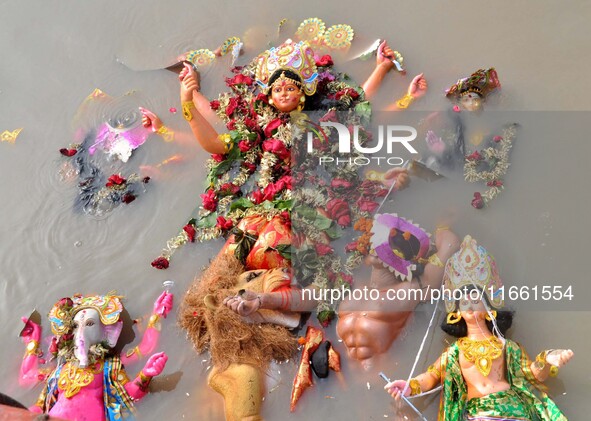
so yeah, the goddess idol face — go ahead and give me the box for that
[270,78,303,113]
[459,91,483,112]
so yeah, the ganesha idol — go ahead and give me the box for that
[18,291,173,420]
[337,214,460,368]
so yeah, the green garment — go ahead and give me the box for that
[437,339,567,421]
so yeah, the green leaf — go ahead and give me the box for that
[275,199,292,210]
[325,222,342,239]
[275,244,292,260]
[355,101,372,124]
[229,197,254,212]
[312,214,333,231]
[196,212,217,228]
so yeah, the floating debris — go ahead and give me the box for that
[1,128,23,143]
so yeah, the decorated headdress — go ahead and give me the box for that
[370,214,431,281]
[255,39,318,96]
[49,293,123,335]
[445,68,501,101]
[443,235,504,312]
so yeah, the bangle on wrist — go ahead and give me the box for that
[25,340,40,357]
[182,101,195,122]
[408,378,422,396]
[396,93,414,109]
[218,133,233,153]
[147,314,161,330]
[156,125,174,142]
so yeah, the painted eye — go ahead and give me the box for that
[73,322,79,329]
[246,271,261,282]
[86,320,95,327]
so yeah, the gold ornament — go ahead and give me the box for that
[447,310,462,324]
[485,310,497,321]
[58,361,103,398]
[182,101,195,122]
[1,128,23,143]
[457,336,503,377]
[395,93,414,109]
[408,378,421,396]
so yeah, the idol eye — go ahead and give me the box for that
[86,320,95,327]
[73,322,79,329]
[246,271,261,281]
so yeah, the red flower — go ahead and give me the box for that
[251,190,265,204]
[238,140,252,152]
[255,93,269,103]
[210,100,220,110]
[151,257,170,269]
[216,216,234,231]
[244,117,258,131]
[319,109,338,122]
[264,118,283,138]
[486,180,503,187]
[226,73,253,87]
[466,151,483,161]
[226,120,237,130]
[59,148,77,157]
[471,192,485,209]
[315,55,334,67]
[106,174,126,188]
[200,189,218,211]
[226,97,239,117]
[340,273,353,285]
[279,210,291,229]
[243,162,257,173]
[142,176,151,183]
[183,224,196,242]
[121,193,136,204]
[357,199,379,213]
[326,198,351,227]
[262,182,280,201]
[211,154,225,163]
[331,178,353,189]
[335,88,360,101]
[262,138,289,160]
[493,135,503,143]
[315,243,334,256]
[345,241,358,252]
[219,183,240,196]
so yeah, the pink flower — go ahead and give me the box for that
[453,105,461,113]
[326,198,351,227]
[331,178,353,189]
[200,189,218,211]
[357,199,379,213]
[471,192,485,209]
[493,135,503,143]
[183,224,196,242]
[345,241,358,252]
[315,243,334,256]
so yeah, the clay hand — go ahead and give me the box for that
[179,63,200,102]
[426,130,445,154]
[20,317,41,343]
[222,290,262,317]
[384,380,410,400]
[139,107,163,132]
[407,73,427,99]
[546,349,574,368]
[376,40,396,71]
[153,291,174,318]
[142,351,168,377]
[383,167,410,189]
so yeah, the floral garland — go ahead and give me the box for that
[59,141,150,216]
[464,123,517,209]
[152,55,387,325]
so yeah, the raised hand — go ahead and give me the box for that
[142,351,168,377]
[180,63,200,102]
[139,107,163,132]
[376,40,396,71]
[20,317,41,344]
[407,73,427,99]
[426,130,445,154]
[383,167,410,189]
[153,291,174,318]
[546,349,574,368]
